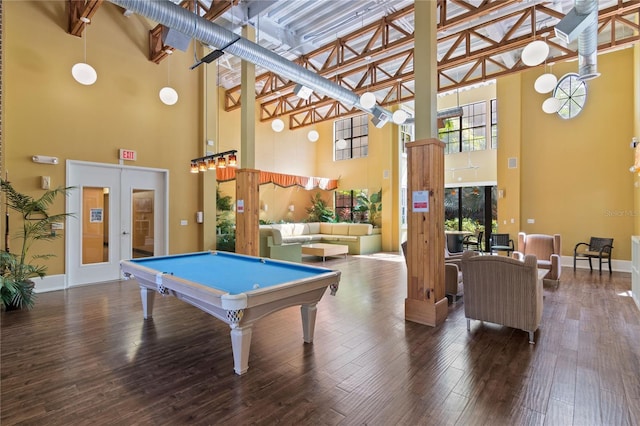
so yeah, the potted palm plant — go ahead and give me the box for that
[1,178,72,310]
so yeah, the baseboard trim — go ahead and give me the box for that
[561,255,631,274]
[32,274,66,293]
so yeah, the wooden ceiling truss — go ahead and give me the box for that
[149,0,238,64]
[68,0,104,37]
[224,0,640,129]
[65,0,640,129]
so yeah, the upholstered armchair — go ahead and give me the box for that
[461,251,542,344]
[514,232,562,287]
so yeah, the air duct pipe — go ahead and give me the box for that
[575,0,599,80]
[108,0,395,122]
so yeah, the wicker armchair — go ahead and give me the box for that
[513,232,562,287]
[573,237,614,274]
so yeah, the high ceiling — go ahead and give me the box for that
[70,0,640,128]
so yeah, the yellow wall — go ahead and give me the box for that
[634,41,640,235]
[5,1,201,273]
[496,73,522,240]
[501,48,635,259]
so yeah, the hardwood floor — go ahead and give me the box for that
[2,253,639,425]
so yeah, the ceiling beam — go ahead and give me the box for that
[149,0,238,64]
[68,0,104,37]
[241,2,639,127]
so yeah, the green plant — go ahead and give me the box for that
[354,189,382,227]
[1,179,72,310]
[215,187,236,252]
[306,192,335,223]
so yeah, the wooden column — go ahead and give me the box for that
[405,138,447,326]
[235,169,260,256]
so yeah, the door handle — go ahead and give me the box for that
[122,231,130,235]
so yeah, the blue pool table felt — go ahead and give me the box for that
[130,252,327,294]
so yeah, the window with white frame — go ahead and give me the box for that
[334,114,368,160]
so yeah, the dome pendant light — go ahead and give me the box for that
[271,118,285,132]
[521,6,549,67]
[307,130,319,142]
[522,40,549,67]
[534,62,557,94]
[159,50,178,105]
[72,17,97,85]
[359,92,376,109]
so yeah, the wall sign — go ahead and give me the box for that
[119,149,137,161]
[412,191,429,212]
[237,199,244,213]
[90,208,103,223]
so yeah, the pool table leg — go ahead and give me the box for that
[140,286,155,319]
[230,326,253,375]
[300,303,318,343]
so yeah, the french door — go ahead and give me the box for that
[66,161,168,286]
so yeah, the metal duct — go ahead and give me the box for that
[575,0,599,80]
[108,0,394,120]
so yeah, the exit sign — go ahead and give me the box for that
[119,149,137,161]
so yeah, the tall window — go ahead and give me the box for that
[439,101,491,153]
[491,99,498,149]
[335,190,365,222]
[462,101,486,151]
[334,114,368,160]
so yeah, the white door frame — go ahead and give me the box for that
[66,160,169,287]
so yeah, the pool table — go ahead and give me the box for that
[120,251,340,375]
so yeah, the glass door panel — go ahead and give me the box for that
[82,187,109,265]
[132,189,155,258]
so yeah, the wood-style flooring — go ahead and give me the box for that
[2,253,639,425]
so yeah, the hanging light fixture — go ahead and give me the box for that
[534,72,558,94]
[392,110,408,125]
[542,97,562,114]
[159,50,178,105]
[521,6,549,67]
[71,17,98,85]
[534,41,557,94]
[271,118,285,132]
[227,153,237,167]
[307,130,320,142]
[189,150,237,173]
[359,92,376,109]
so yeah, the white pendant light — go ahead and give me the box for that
[271,118,285,132]
[72,17,97,85]
[307,130,319,142]
[534,73,558,94]
[159,50,178,105]
[336,138,347,150]
[522,40,549,67]
[542,97,562,114]
[159,87,178,105]
[392,110,408,124]
[359,92,376,109]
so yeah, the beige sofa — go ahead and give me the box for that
[259,222,382,262]
[461,251,543,344]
